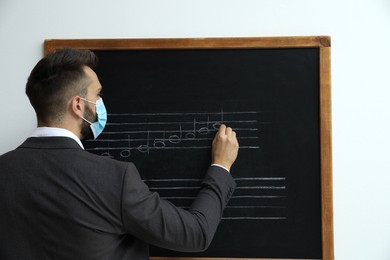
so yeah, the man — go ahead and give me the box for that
[0,48,239,259]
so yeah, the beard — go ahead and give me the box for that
[80,105,97,141]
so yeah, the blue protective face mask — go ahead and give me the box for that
[80,97,107,139]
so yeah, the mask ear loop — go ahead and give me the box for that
[79,97,96,125]
[80,97,96,105]
[80,116,93,125]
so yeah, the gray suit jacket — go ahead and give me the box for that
[0,137,236,259]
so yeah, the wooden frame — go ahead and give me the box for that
[44,36,333,260]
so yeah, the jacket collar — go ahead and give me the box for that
[19,137,83,150]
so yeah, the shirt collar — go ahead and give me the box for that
[31,127,84,149]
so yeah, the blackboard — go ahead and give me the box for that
[44,37,333,260]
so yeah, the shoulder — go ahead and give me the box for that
[77,149,138,176]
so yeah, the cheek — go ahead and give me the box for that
[85,106,97,121]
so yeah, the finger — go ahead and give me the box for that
[233,131,239,146]
[218,124,226,134]
[225,126,233,136]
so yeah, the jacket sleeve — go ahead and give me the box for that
[120,163,236,252]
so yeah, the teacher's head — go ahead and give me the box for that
[26,48,104,140]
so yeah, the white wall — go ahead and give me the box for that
[1,0,389,259]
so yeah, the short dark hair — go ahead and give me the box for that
[26,48,98,124]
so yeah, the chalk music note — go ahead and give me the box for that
[212,109,224,130]
[137,130,150,154]
[153,131,166,148]
[185,119,196,140]
[168,123,182,144]
[198,116,210,135]
[120,134,131,158]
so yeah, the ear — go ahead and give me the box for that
[70,96,83,118]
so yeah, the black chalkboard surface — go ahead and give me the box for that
[44,37,333,260]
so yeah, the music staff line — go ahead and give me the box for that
[145,177,287,220]
[86,109,262,156]
[103,117,260,134]
[159,196,286,199]
[88,128,260,152]
[149,186,286,190]
[101,128,259,135]
[106,111,262,127]
[104,110,260,134]
[95,136,258,143]
[87,145,259,152]
[106,120,259,127]
[144,177,286,181]
[87,132,260,152]
[177,206,287,210]
[222,217,286,220]
[145,177,287,192]
[107,111,262,117]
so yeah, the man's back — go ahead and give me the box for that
[0,137,139,259]
[0,136,236,259]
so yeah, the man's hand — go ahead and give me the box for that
[211,124,239,172]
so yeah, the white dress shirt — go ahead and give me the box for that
[31,127,84,149]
